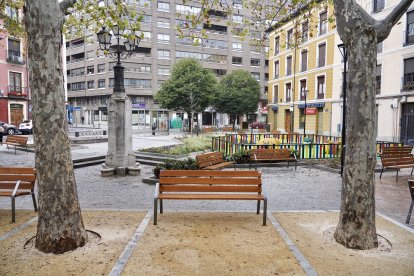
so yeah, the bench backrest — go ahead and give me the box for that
[0,167,36,190]
[381,146,414,165]
[381,146,413,155]
[5,135,28,145]
[222,126,233,132]
[196,152,225,168]
[250,148,292,159]
[159,170,262,193]
[202,126,214,133]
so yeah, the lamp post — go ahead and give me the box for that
[97,26,141,176]
[338,43,348,177]
[302,89,309,138]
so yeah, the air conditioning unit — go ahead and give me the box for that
[0,89,4,95]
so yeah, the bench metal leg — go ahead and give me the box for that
[396,169,399,181]
[263,199,267,226]
[380,167,384,179]
[31,190,38,211]
[256,200,260,214]
[160,199,163,214]
[407,200,414,224]
[14,145,16,155]
[411,167,413,176]
[11,196,16,223]
[153,198,158,225]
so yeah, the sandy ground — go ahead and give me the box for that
[0,211,146,276]
[0,210,37,236]
[123,212,305,275]
[274,211,414,276]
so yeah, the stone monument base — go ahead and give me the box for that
[100,163,141,177]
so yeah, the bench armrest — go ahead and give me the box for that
[154,182,160,199]
[11,180,22,198]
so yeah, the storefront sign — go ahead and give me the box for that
[305,108,317,115]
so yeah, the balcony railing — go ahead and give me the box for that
[402,74,414,91]
[6,50,25,64]
[8,86,29,97]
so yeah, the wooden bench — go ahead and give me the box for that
[222,126,233,132]
[202,126,214,134]
[379,146,414,180]
[249,148,298,170]
[0,167,37,222]
[5,135,29,154]
[407,179,414,224]
[196,151,235,170]
[154,170,267,225]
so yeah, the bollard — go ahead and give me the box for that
[75,131,79,137]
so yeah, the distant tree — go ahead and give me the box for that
[155,58,217,135]
[214,70,260,129]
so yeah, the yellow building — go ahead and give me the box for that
[266,2,336,135]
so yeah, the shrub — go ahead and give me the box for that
[142,136,212,155]
[153,157,198,178]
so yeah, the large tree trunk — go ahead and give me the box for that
[25,0,88,254]
[333,0,413,250]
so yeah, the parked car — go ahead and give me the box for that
[251,122,266,129]
[0,120,18,135]
[19,120,33,134]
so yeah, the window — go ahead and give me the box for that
[251,72,260,81]
[299,80,307,101]
[250,45,261,53]
[9,72,22,92]
[376,64,381,95]
[273,85,279,103]
[70,67,85,77]
[98,79,105,88]
[286,29,293,48]
[109,78,151,88]
[251,31,261,39]
[157,33,170,43]
[319,11,327,35]
[87,51,94,60]
[5,5,18,20]
[317,76,325,99]
[406,11,414,45]
[70,82,85,91]
[158,50,170,59]
[213,69,227,77]
[274,61,279,79]
[158,65,170,75]
[142,15,151,24]
[157,20,170,28]
[301,50,308,72]
[373,0,385,13]
[286,56,292,76]
[318,43,326,67]
[285,83,292,102]
[176,4,201,15]
[264,73,269,81]
[97,64,105,73]
[87,65,94,75]
[403,58,414,91]
[87,80,94,89]
[232,42,243,51]
[274,36,280,55]
[251,59,260,67]
[157,1,170,11]
[232,56,242,65]
[176,51,203,61]
[233,15,243,23]
[302,21,308,42]
[204,53,227,64]
[7,38,21,61]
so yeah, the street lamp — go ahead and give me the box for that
[338,43,348,177]
[97,26,141,176]
[302,89,309,138]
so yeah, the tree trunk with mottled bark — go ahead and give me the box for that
[333,0,413,249]
[25,0,88,254]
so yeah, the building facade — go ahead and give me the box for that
[0,7,31,126]
[65,0,268,129]
[268,0,414,144]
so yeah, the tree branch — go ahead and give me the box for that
[59,0,78,14]
[377,0,414,42]
[354,2,376,26]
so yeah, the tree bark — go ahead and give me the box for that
[25,0,88,254]
[333,0,413,250]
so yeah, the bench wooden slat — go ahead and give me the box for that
[0,175,37,182]
[0,168,34,173]
[0,191,32,197]
[160,170,260,177]
[160,177,262,185]
[196,152,234,170]
[158,194,265,200]
[160,185,262,193]
[249,148,297,170]
[0,182,34,190]
[380,146,414,180]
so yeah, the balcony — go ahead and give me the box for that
[402,74,414,91]
[6,50,25,65]
[8,86,29,98]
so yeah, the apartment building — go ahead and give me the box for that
[65,0,269,128]
[0,6,30,126]
[267,0,414,144]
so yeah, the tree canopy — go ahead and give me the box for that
[155,58,217,115]
[214,69,260,126]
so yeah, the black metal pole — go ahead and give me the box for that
[113,35,125,94]
[340,52,347,177]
